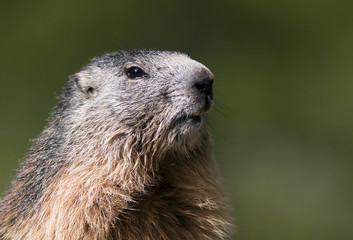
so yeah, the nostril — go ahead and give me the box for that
[194,77,214,97]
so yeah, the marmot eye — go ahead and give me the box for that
[126,66,147,79]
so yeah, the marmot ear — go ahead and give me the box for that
[71,72,98,98]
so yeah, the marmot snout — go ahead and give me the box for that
[0,50,234,240]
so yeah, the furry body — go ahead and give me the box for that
[0,50,233,239]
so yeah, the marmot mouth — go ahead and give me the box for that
[191,103,207,117]
[172,115,202,128]
[171,104,208,128]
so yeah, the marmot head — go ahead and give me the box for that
[64,50,214,157]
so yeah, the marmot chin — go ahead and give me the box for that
[0,50,234,239]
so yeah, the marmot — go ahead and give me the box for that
[0,50,234,239]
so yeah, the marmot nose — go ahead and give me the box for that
[194,77,214,100]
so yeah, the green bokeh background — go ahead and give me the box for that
[1,1,353,239]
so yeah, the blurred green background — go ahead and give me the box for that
[1,0,353,239]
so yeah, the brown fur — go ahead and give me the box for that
[0,50,234,239]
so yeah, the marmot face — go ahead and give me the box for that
[72,50,214,150]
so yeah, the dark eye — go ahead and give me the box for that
[126,66,147,79]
